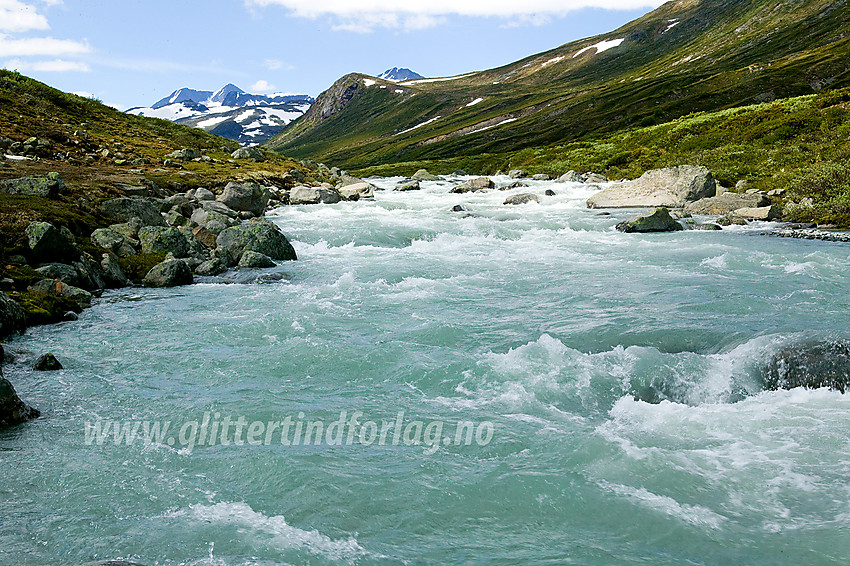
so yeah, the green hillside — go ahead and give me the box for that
[267,0,850,169]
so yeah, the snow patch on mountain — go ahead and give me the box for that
[573,38,625,58]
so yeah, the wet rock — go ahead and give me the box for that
[215,218,297,265]
[683,192,770,215]
[238,250,276,268]
[587,166,715,209]
[545,189,556,196]
[289,186,321,205]
[28,279,93,308]
[195,258,227,276]
[0,172,65,198]
[143,259,193,288]
[451,205,467,212]
[26,222,80,263]
[583,173,608,184]
[616,207,684,233]
[34,353,62,371]
[695,223,723,231]
[763,340,850,393]
[0,291,26,339]
[508,169,527,179]
[717,213,748,226]
[339,182,374,200]
[101,254,130,288]
[499,181,528,190]
[395,180,421,192]
[217,181,268,217]
[504,193,540,205]
[0,375,39,427]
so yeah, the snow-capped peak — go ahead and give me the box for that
[377,68,425,82]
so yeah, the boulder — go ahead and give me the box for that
[231,147,264,161]
[531,174,551,181]
[616,207,684,233]
[763,340,850,393]
[545,189,556,196]
[451,205,467,212]
[101,254,130,288]
[500,181,528,190]
[504,193,540,205]
[683,192,770,215]
[469,177,495,190]
[733,205,782,221]
[338,182,374,200]
[587,166,715,209]
[0,291,26,338]
[143,259,193,288]
[215,219,297,265]
[34,353,62,371]
[395,180,421,192]
[318,188,342,204]
[238,251,276,268]
[25,222,80,263]
[289,186,321,205]
[0,172,65,198]
[91,228,136,257]
[0,375,39,427]
[165,148,201,161]
[695,223,723,231]
[412,169,440,181]
[35,263,80,287]
[194,187,216,201]
[194,258,227,276]
[201,200,240,218]
[558,171,584,183]
[28,279,93,308]
[217,181,269,216]
[192,226,218,249]
[138,227,190,258]
[99,198,166,227]
[583,173,608,184]
[768,188,786,197]
[716,213,748,226]
[508,170,528,179]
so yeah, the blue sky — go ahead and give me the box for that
[1,0,664,109]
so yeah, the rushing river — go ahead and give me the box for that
[2,176,850,565]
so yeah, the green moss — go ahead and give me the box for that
[10,290,81,327]
[117,252,165,283]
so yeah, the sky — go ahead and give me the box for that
[0,0,665,110]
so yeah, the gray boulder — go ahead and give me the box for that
[217,182,268,216]
[763,340,850,393]
[412,169,440,181]
[289,186,321,205]
[558,171,583,183]
[338,181,375,200]
[504,193,540,205]
[28,279,93,308]
[194,258,227,276]
[0,375,39,427]
[318,188,342,204]
[25,222,80,263]
[587,166,715,209]
[231,147,264,160]
[91,228,136,257]
[508,170,528,179]
[683,192,770,215]
[733,205,782,221]
[584,173,608,184]
[138,227,190,258]
[194,187,215,201]
[532,174,551,181]
[616,207,684,233]
[215,219,297,265]
[0,291,26,338]
[99,198,166,227]
[201,200,240,218]
[143,259,193,287]
[238,251,276,268]
[101,254,130,288]
[0,172,65,198]
[395,180,421,192]
[35,263,80,287]
[165,148,201,161]
[34,353,62,371]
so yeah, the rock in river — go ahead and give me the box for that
[616,207,684,233]
[587,166,716,209]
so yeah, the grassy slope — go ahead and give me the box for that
[355,87,850,226]
[268,0,850,169]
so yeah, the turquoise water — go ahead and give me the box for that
[3,176,850,565]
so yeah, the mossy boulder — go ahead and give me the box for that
[616,207,684,233]
[238,251,276,268]
[215,218,297,266]
[0,291,26,338]
[138,227,189,258]
[99,198,165,227]
[143,259,193,288]
[412,169,440,181]
[25,221,80,263]
[117,253,165,283]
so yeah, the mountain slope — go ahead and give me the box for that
[128,84,313,145]
[267,0,850,169]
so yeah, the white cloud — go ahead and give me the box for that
[250,79,276,92]
[246,0,665,31]
[3,57,90,71]
[0,0,49,33]
[264,58,294,71]
[0,34,91,56]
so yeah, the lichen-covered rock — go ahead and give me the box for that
[28,279,93,308]
[26,222,80,263]
[165,148,201,161]
[194,258,227,276]
[217,182,269,216]
[138,227,190,258]
[35,263,80,286]
[504,193,540,205]
[395,180,421,192]
[231,147,264,160]
[215,218,297,265]
[238,250,276,268]
[33,353,62,371]
[616,207,684,233]
[91,228,137,257]
[99,198,166,227]
[101,254,130,288]
[0,172,65,198]
[143,259,193,287]
[412,169,440,181]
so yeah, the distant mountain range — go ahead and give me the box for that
[126,84,313,145]
[268,0,850,169]
[377,68,425,82]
